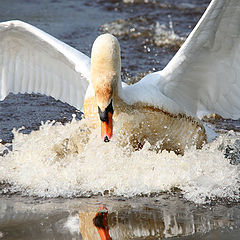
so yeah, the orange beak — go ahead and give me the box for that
[93,206,112,240]
[101,112,113,142]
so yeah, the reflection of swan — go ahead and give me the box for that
[0,197,236,239]
[93,206,112,240]
[78,204,235,240]
[79,207,111,240]
[1,0,240,154]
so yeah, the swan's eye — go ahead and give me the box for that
[98,100,114,123]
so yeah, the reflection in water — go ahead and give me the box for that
[93,206,112,240]
[0,196,238,240]
[77,198,237,240]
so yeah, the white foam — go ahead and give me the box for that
[0,118,239,203]
[63,214,80,235]
[154,21,186,49]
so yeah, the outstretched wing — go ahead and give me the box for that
[159,0,240,119]
[125,0,240,119]
[0,20,90,110]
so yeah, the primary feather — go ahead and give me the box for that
[121,0,240,120]
[0,20,90,110]
[158,0,240,119]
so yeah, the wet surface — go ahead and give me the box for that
[0,0,239,239]
[0,195,239,240]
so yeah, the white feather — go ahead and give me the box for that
[0,20,90,110]
[123,0,240,120]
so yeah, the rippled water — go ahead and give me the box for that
[0,0,239,239]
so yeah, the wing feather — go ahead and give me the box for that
[159,0,240,119]
[128,0,240,120]
[0,20,90,110]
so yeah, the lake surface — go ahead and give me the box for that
[0,0,239,239]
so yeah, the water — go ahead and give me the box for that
[0,0,239,239]
[0,195,239,240]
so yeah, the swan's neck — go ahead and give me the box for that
[113,75,122,99]
[90,33,122,111]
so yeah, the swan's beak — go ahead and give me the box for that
[101,112,113,142]
[98,100,114,142]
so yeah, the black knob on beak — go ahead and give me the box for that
[104,136,110,142]
[98,100,114,124]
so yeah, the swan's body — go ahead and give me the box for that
[1,0,240,154]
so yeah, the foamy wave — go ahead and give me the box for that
[101,17,153,39]
[154,21,185,50]
[101,18,185,50]
[0,118,239,203]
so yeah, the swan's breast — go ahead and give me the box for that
[113,104,206,154]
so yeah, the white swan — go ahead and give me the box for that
[0,0,240,154]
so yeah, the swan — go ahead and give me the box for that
[0,0,240,154]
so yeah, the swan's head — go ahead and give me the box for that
[91,33,121,142]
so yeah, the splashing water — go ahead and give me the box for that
[154,21,185,50]
[101,17,185,50]
[0,116,239,204]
